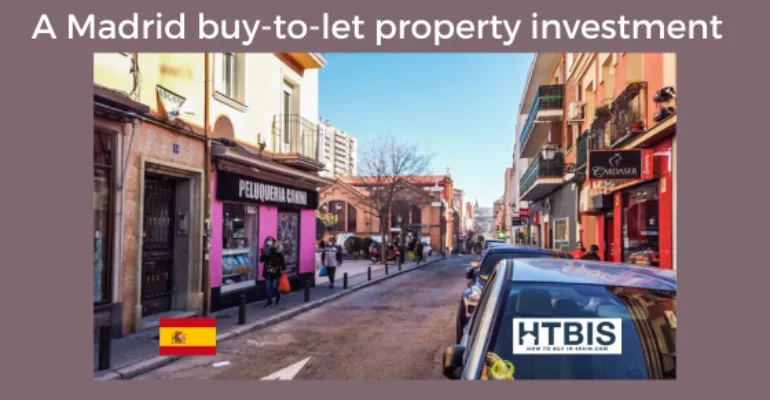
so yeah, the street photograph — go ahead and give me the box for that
[93,52,677,380]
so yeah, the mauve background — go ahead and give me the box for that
[0,0,766,396]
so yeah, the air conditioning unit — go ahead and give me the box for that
[569,102,584,120]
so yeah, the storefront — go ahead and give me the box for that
[210,142,331,311]
[587,131,674,269]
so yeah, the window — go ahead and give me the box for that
[222,52,236,98]
[347,204,357,232]
[328,201,345,232]
[478,252,557,280]
[482,283,676,379]
[94,132,113,304]
[622,183,660,266]
[282,82,295,147]
[277,211,300,276]
[553,218,569,252]
[565,125,574,152]
[221,203,258,293]
[215,53,246,107]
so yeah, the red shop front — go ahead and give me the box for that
[599,137,674,269]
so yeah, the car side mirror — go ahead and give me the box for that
[443,344,466,379]
[465,267,476,280]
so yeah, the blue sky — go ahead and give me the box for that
[319,53,533,208]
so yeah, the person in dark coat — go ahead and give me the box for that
[580,244,602,261]
[259,236,286,307]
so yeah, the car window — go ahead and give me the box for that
[464,267,501,363]
[480,283,676,380]
[478,252,556,280]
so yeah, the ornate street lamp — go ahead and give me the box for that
[541,143,558,160]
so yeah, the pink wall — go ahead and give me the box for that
[257,206,278,280]
[211,168,223,288]
[299,209,317,274]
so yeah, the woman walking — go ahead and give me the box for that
[259,236,286,307]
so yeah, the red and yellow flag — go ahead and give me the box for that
[158,318,217,356]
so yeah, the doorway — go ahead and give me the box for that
[277,210,300,276]
[141,174,176,316]
[605,213,616,262]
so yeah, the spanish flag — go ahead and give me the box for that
[159,318,217,356]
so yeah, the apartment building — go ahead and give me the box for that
[319,119,358,177]
[93,52,334,338]
[514,52,676,269]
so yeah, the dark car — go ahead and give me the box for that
[457,245,562,342]
[444,258,676,380]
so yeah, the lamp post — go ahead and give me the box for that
[541,143,558,160]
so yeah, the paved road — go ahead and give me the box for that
[134,255,472,380]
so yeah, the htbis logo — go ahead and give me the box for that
[513,318,622,354]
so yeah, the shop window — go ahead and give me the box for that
[622,183,660,266]
[277,211,300,276]
[93,131,113,304]
[553,218,569,253]
[221,203,258,293]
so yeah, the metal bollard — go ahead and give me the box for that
[238,294,246,325]
[304,280,310,302]
[368,266,372,281]
[385,263,389,275]
[398,261,402,271]
[98,325,112,371]
[343,272,348,289]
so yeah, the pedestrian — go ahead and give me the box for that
[321,237,343,288]
[570,241,587,259]
[259,236,286,307]
[580,245,602,261]
[414,240,424,264]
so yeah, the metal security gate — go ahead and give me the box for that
[141,175,176,316]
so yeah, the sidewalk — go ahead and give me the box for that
[94,254,443,378]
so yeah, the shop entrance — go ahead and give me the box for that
[605,213,616,262]
[277,210,300,276]
[141,174,176,316]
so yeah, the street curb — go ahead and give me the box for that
[96,257,444,380]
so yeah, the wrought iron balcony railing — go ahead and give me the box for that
[610,81,648,147]
[519,151,565,195]
[576,127,611,170]
[519,85,565,150]
[271,114,321,160]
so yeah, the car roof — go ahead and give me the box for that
[484,245,555,255]
[504,258,676,291]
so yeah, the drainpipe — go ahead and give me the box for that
[202,53,212,316]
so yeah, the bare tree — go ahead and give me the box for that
[358,136,434,264]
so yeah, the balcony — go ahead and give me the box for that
[609,81,648,148]
[271,114,324,171]
[519,152,565,201]
[519,85,565,158]
[576,126,609,170]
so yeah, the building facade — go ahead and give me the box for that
[318,119,358,177]
[515,52,676,269]
[205,52,333,311]
[94,53,209,337]
[93,52,333,338]
[318,174,457,251]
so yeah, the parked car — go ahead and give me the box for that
[458,245,561,342]
[444,258,676,380]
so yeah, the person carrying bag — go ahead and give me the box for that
[321,237,343,289]
[259,237,287,307]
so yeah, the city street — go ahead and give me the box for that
[133,255,471,380]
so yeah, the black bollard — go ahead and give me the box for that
[98,325,112,371]
[368,266,372,281]
[398,262,402,271]
[304,280,310,302]
[385,263,389,275]
[343,272,348,289]
[238,294,246,325]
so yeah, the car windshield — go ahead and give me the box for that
[478,252,556,280]
[484,240,504,250]
[481,283,676,380]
